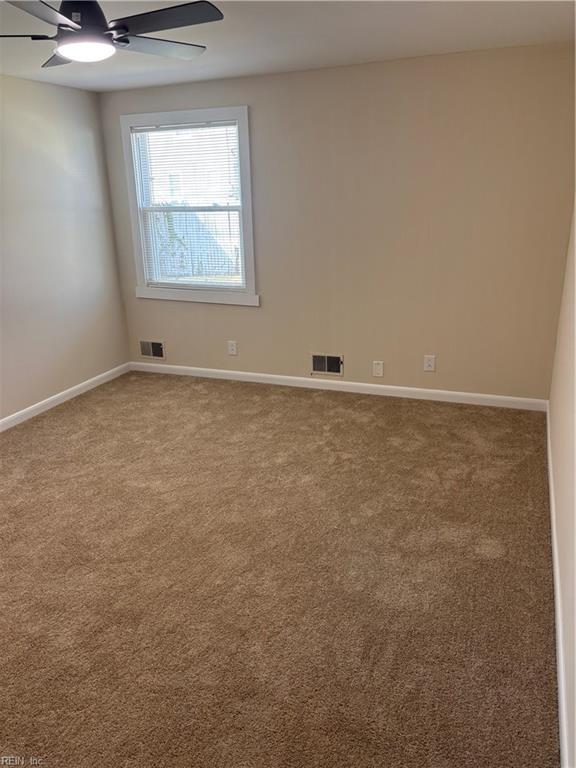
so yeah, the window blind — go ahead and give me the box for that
[130,120,245,289]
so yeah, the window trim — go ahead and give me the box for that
[120,106,259,307]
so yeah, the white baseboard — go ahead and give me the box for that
[129,361,547,411]
[0,364,130,433]
[0,360,547,433]
[546,407,570,768]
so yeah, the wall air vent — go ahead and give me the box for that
[140,341,165,359]
[312,354,343,376]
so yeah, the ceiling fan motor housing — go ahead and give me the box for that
[59,1,108,31]
[56,0,116,52]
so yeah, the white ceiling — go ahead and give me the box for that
[0,1,573,92]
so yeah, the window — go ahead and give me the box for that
[121,106,258,306]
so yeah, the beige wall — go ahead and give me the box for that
[0,75,128,418]
[549,211,575,767]
[101,43,573,399]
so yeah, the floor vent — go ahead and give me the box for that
[312,354,343,376]
[140,341,165,359]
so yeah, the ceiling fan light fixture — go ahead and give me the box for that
[55,37,115,63]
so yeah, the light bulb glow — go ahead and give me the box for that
[55,40,115,62]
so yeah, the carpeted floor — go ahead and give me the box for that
[0,372,559,767]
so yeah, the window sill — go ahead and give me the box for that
[135,286,260,306]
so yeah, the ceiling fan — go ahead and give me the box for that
[0,0,223,66]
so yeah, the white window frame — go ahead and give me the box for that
[121,106,259,307]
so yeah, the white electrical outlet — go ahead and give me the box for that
[227,340,238,356]
[372,361,384,377]
[423,354,436,372]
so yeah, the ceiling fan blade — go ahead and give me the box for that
[0,34,52,38]
[109,1,222,36]
[6,1,81,29]
[41,52,70,67]
[115,35,205,61]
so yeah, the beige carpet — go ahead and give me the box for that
[0,372,559,767]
